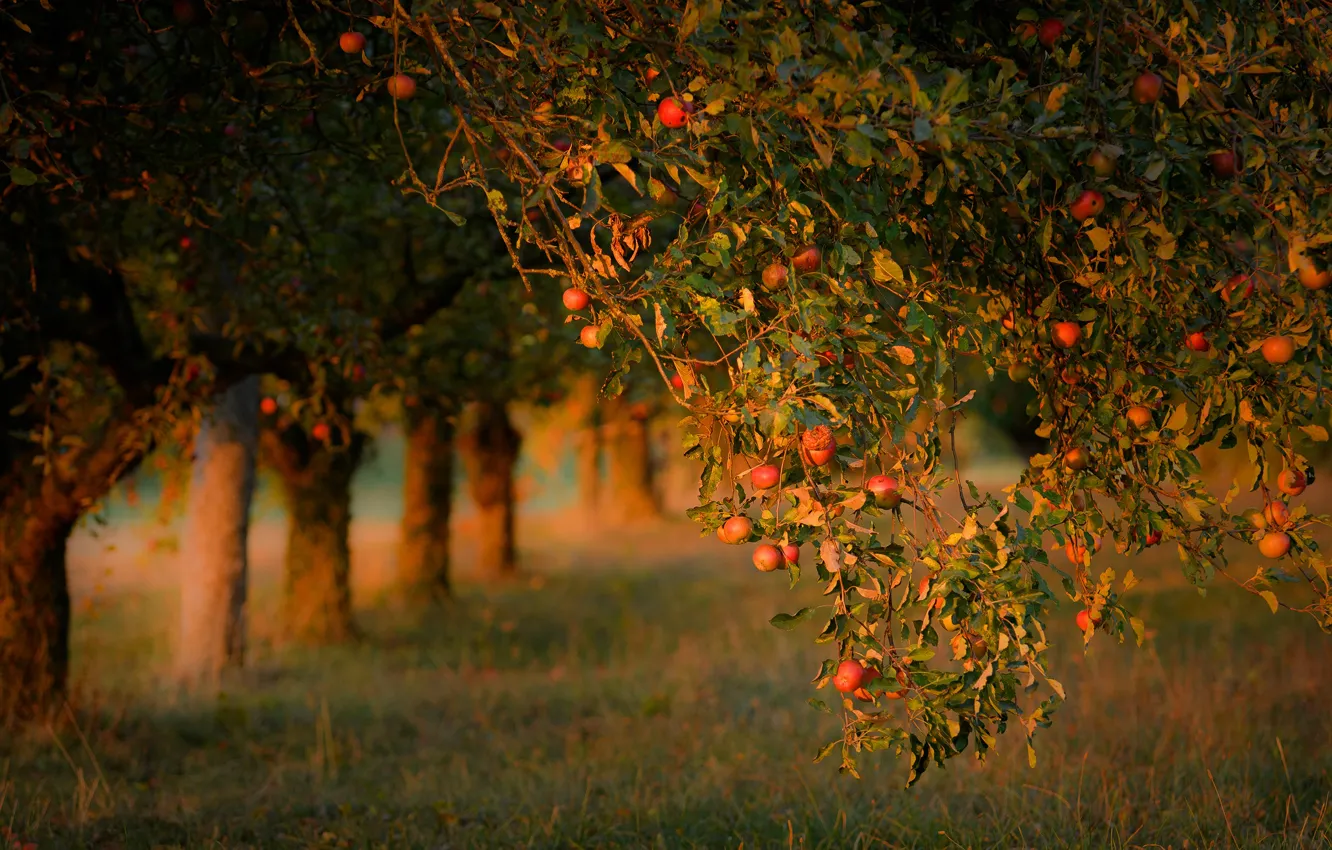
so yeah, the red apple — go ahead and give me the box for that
[562,287,590,311]
[552,137,572,153]
[669,373,684,391]
[1052,321,1082,349]
[751,464,781,490]
[339,32,366,53]
[351,364,365,382]
[579,325,601,348]
[1222,273,1254,304]
[866,474,902,509]
[832,659,866,694]
[172,0,199,25]
[657,97,691,128]
[1132,72,1163,104]
[312,422,331,442]
[792,244,821,273]
[1209,151,1237,178]
[781,543,800,565]
[1037,18,1065,48]
[259,397,278,416]
[645,68,660,84]
[761,262,789,292]
[1185,331,1210,352]
[752,543,786,572]
[717,515,753,545]
[386,74,417,100]
[1075,608,1103,632]
[1069,189,1105,222]
[1144,529,1162,547]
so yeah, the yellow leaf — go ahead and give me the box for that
[1176,71,1191,106]
[891,345,916,365]
[739,287,756,314]
[1301,424,1329,442]
[870,249,905,283]
[1044,83,1071,114]
[1086,227,1111,252]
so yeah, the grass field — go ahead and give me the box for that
[7,505,1332,849]
[8,430,1332,850]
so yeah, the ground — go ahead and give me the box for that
[7,446,1332,848]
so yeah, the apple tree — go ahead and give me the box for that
[337,0,1332,782]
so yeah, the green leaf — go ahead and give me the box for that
[1037,217,1052,255]
[813,738,840,763]
[9,166,40,186]
[770,607,817,629]
[1259,590,1279,614]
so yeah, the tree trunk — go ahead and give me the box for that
[576,425,601,516]
[570,375,602,517]
[604,400,660,523]
[265,426,364,644]
[0,514,74,724]
[459,401,521,581]
[397,405,454,604]
[174,376,259,690]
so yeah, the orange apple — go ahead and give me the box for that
[1261,336,1295,365]
[339,32,366,53]
[562,287,590,311]
[1277,469,1307,496]
[1258,531,1291,559]
[1126,405,1152,429]
[386,74,417,100]
[1064,446,1091,470]
[1052,321,1082,349]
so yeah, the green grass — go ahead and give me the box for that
[7,554,1332,849]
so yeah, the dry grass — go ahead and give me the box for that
[6,504,1332,849]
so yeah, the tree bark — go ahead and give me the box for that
[264,425,364,644]
[603,399,660,523]
[174,375,260,690]
[459,401,521,581]
[0,513,74,724]
[397,404,455,604]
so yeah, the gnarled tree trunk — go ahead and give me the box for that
[603,398,660,523]
[459,401,521,581]
[264,425,364,644]
[397,404,455,604]
[174,376,259,690]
